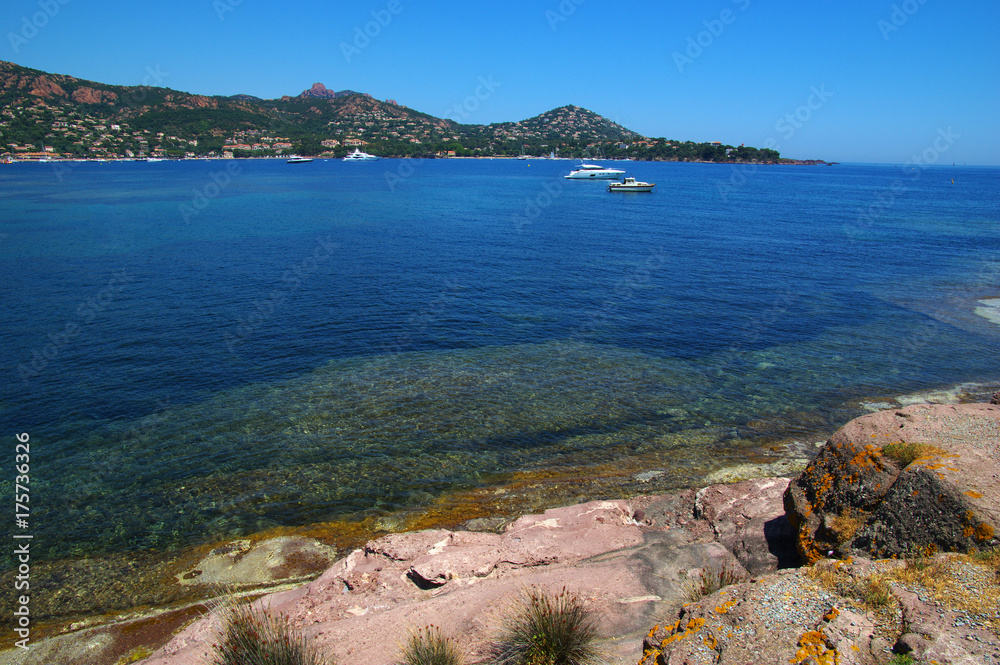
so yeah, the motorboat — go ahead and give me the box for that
[564,163,626,179]
[286,156,313,163]
[608,177,655,192]
[343,148,379,161]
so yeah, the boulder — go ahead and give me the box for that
[693,477,801,573]
[784,403,1000,561]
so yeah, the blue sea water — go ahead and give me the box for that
[2,158,999,568]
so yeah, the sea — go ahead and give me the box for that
[1,158,999,611]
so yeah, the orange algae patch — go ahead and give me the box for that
[791,630,838,665]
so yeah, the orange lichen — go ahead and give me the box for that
[822,606,840,622]
[637,646,661,665]
[964,490,983,498]
[659,617,707,646]
[791,630,838,665]
[968,523,995,542]
[849,444,883,469]
[703,633,718,650]
[715,599,738,615]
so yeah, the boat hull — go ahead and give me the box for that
[565,170,625,179]
[608,183,655,192]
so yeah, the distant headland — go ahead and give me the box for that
[0,61,825,164]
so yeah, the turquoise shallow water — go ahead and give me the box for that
[1,159,999,568]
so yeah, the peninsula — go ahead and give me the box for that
[0,61,820,164]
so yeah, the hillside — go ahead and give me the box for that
[0,60,790,163]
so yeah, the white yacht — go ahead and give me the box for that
[564,163,626,179]
[608,177,655,192]
[286,156,313,163]
[343,148,379,161]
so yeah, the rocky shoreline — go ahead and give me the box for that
[4,400,996,665]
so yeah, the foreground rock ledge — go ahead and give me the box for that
[5,404,997,664]
[129,478,790,665]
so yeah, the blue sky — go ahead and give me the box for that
[5,0,999,164]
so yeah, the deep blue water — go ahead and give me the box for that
[2,158,999,564]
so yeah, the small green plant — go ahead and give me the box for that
[882,441,944,467]
[398,625,463,665]
[114,647,154,665]
[489,587,603,665]
[684,563,747,602]
[211,601,330,665]
[888,653,916,665]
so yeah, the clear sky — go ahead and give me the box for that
[5,0,999,164]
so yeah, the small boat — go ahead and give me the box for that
[564,163,626,179]
[343,148,379,161]
[608,177,655,192]
[286,156,313,163]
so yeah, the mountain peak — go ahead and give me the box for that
[300,82,335,99]
[296,83,368,101]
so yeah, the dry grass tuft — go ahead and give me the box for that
[828,510,866,546]
[805,561,895,613]
[211,601,330,665]
[684,563,748,602]
[488,587,604,665]
[885,551,1000,633]
[398,625,463,665]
